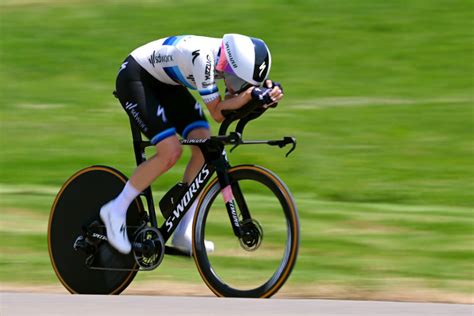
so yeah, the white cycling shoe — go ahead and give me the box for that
[99,201,132,254]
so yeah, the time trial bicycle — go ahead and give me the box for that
[48,98,299,298]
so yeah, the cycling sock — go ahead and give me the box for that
[112,181,141,217]
[173,199,197,243]
[172,198,214,254]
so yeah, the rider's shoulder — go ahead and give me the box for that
[139,35,219,49]
[178,35,220,49]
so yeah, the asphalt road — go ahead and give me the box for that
[1,293,472,316]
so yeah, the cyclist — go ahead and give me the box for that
[100,34,284,255]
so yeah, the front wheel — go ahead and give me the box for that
[192,165,300,298]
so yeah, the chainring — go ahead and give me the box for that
[133,226,165,270]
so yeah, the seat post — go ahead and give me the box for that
[129,117,148,166]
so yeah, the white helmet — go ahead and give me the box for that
[216,33,272,92]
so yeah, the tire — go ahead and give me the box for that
[192,165,299,298]
[48,166,145,294]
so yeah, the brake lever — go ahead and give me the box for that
[285,137,297,157]
[268,137,297,157]
[229,136,297,155]
[230,144,239,153]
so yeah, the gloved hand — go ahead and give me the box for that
[251,87,274,106]
[262,80,284,108]
[264,80,283,93]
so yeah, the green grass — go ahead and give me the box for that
[1,0,473,301]
[1,190,472,298]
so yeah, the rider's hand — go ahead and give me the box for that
[251,87,273,106]
[262,80,284,108]
[264,79,283,92]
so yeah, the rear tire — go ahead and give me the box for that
[192,165,299,298]
[48,166,144,294]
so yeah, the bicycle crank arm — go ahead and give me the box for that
[75,234,146,248]
[88,266,141,272]
[74,235,149,253]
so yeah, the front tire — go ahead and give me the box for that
[192,165,299,298]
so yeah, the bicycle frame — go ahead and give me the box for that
[129,118,244,243]
[128,100,296,247]
[48,96,298,295]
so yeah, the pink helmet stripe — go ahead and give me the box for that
[216,42,237,76]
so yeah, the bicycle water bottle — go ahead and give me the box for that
[159,182,188,219]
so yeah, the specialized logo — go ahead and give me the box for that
[183,138,207,144]
[91,232,107,241]
[258,61,267,78]
[192,49,200,65]
[156,105,167,123]
[165,165,210,232]
[118,61,128,74]
[194,102,203,117]
[228,201,240,228]
[120,224,127,239]
[125,102,148,132]
[204,54,212,81]
[148,50,173,68]
[225,42,238,69]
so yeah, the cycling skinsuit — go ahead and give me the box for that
[115,35,222,145]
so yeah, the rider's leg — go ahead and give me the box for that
[129,136,182,192]
[172,128,214,254]
[101,135,182,254]
[182,128,210,183]
[105,55,192,254]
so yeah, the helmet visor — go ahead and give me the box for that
[224,73,252,94]
[217,43,252,93]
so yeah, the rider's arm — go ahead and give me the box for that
[205,82,286,122]
[205,88,253,123]
[192,48,253,123]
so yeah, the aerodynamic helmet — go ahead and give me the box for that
[216,33,272,93]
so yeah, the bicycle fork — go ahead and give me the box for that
[221,184,242,237]
[214,158,251,239]
[217,166,264,251]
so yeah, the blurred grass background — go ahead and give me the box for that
[0,0,473,302]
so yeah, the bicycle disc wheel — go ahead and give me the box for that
[193,165,299,298]
[48,165,145,294]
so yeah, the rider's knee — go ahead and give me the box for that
[186,127,211,140]
[187,128,209,159]
[156,140,182,171]
[165,146,183,168]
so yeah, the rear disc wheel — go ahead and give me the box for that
[48,165,145,294]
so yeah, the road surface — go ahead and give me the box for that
[1,293,472,316]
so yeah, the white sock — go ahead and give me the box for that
[173,199,197,244]
[112,181,141,218]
